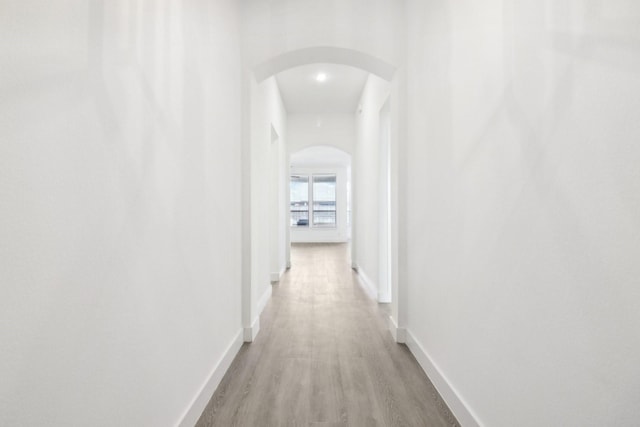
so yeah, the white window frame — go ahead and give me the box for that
[290,173,337,229]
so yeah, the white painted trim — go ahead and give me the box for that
[352,262,359,271]
[378,289,391,304]
[244,285,271,343]
[290,236,349,243]
[253,46,396,83]
[387,315,406,343]
[243,316,260,342]
[270,267,286,283]
[356,267,378,301]
[405,330,483,427]
[177,329,243,427]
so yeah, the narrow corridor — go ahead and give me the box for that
[196,243,458,427]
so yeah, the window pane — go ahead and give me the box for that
[290,175,309,227]
[312,175,336,227]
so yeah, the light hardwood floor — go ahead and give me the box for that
[196,243,459,427]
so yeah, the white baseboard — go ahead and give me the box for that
[378,289,391,304]
[356,267,378,301]
[244,285,271,342]
[405,330,482,427]
[177,329,243,427]
[290,235,349,243]
[270,267,286,283]
[387,315,406,343]
[243,315,260,342]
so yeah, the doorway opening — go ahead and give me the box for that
[243,47,404,344]
[289,146,352,246]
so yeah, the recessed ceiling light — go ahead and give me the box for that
[316,72,327,82]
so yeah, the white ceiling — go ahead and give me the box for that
[291,146,351,167]
[275,63,369,113]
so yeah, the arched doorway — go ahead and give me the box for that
[289,145,352,252]
[242,46,405,344]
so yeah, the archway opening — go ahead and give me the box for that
[289,146,352,248]
[253,46,396,83]
[242,46,404,344]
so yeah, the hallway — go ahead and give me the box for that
[3,1,640,425]
[196,244,457,427]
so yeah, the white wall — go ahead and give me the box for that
[274,126,289,281]
[378,101,392,303]
[248,76,287,333]
[0,1,242,426]
[406,1,640,426]
[242,0,405,75]
[288,114,355,155]
[271,90,288,282]
[354,75,391,302]
[290,166,350,243]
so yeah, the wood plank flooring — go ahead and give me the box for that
[196,243,459,427]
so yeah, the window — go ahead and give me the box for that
[312,175,336,227]
[290,175,309,227]
[290,173,337,228]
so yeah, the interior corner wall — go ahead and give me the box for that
[378,102,392,303]
[276,125,288,279]
[250,76,287,320]
[405,0,640,426]
[0,1,243,425]
[354,74,391,301]
[274,102,288,280]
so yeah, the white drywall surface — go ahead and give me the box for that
[405,0,640,425]
[0,1,243,425]
[354,75,391,302]
[250,77,287,317]
[242,0,405,74]
[288,114,356,156]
